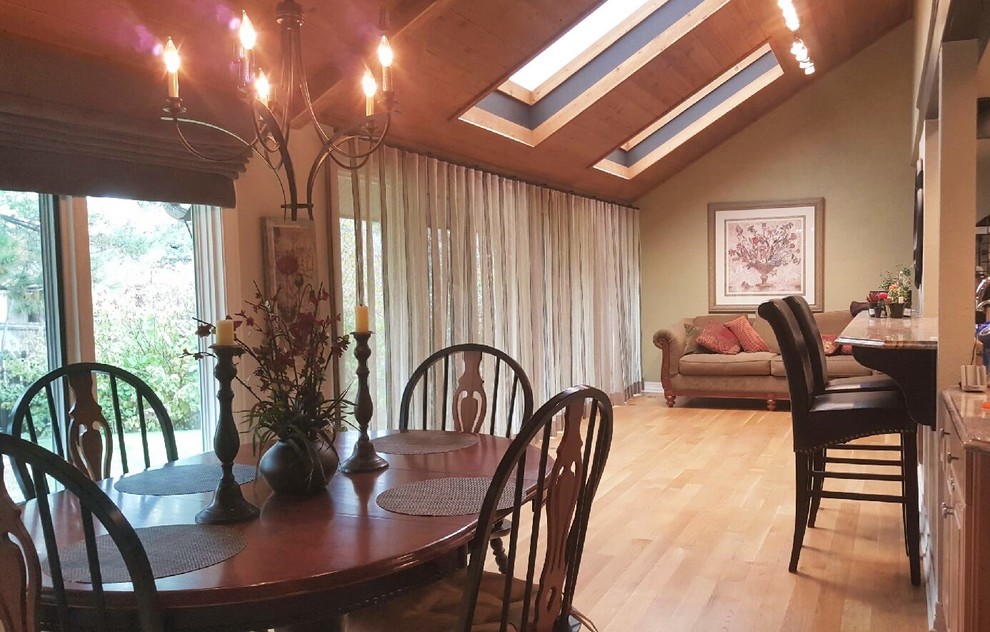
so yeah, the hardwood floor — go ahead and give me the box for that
[572,395,927,632]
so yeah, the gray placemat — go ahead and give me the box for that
[376,476,514,516]
[114,464,256,495]
[49,524,246,583]
[373,431,480,455]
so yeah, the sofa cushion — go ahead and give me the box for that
[825,355,872,377]
[696,322,741,354]
[691,314,744,330]
[751,316,781,354]
[725,316,770,353]
[680,352,775,376]
[771,355,872,378]
[683,324,705,354]
[814,310,853,336]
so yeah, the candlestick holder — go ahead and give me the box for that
[340,332,389,473]
[196,345,259,524]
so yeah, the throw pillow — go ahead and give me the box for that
[841,344,854,355]
[696,322,741,355]
[724,316,770,353]
[821,334,839,356]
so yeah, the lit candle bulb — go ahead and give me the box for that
[362,72,377,117]
[378,35,393,93]
[216,319,235,346]
[163,37,181,98]
[355,305,370,333]
[255,70,271,106]
[239,11,257,50]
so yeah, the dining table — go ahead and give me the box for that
[836,311,939,427]
[21,429,542,632]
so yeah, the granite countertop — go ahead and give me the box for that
[836,311,938,349]
[942,388,990,454]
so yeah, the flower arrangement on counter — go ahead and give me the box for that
[880,266,912,304]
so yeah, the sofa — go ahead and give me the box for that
[653,310,873,411]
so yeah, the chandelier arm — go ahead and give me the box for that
[254,105,302,220]
[328,151,372,171]
[294,34,331,145]
[169,118,259,163]
[169,116,292,213]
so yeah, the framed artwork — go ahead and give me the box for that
[262,218,318,306]
[708,198,824,313]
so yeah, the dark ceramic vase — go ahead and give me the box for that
[259,439,339,496]
[888,302,906,318]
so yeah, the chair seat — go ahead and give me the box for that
[347,570,529,631]
[799,389,915,453]
[825,373,898,394]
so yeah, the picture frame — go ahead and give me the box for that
[708,198,824,313]
[262,218,318,303]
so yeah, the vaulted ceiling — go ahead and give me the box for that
[0,0,912,205]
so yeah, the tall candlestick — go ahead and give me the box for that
[196,345,259,524]
[340,332,388,473]
[355,305,370,333]
[216,319,235,346]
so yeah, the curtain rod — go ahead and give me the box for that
[382,142,640,211]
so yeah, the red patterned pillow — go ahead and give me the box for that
[841,344,853,355]
[724,316,770,353]
[820,335,840,356]
[696,322,741,355]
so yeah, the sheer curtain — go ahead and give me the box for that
[337,147,640,429]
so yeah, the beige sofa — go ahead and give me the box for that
[653,310,873,410]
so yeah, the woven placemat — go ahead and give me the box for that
[376,476,514,516]
[49,524,246,583]
[114,464,256,496]
[373,431,479,455]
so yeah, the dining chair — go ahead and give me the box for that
[347,385,613,631]
[0,433,165,632]
[782,295,897,394]
[758,299,920,584]
[399,343,534,438]
[399,344,535,574]
[9,362,178,500]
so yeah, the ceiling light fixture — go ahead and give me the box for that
[159,1,396,220]
[776,2,815,76]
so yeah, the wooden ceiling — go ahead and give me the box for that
[0,0,912,205]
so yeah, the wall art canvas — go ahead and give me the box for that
[262,218,318,311]
[708,198,824,312]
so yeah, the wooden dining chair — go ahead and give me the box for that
[347,384,613,632]
[758,299,920,584]
[399,344,534,438]
[0,433,165,632]
[399,344,535,574]
[9,362,178,500]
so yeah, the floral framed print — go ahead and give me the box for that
[262,218,318,307]
[708,198,824,313]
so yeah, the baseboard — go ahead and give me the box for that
[642,381,664,394]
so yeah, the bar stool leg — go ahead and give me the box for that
[790,452,812,573]
[902,432,921,586]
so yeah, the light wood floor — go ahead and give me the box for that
[572,395,927,632]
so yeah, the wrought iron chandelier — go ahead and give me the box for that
[160,0,395,220]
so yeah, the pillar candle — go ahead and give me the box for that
[355,305,370,333]
[365,94,375,117]
[216,319,235,346]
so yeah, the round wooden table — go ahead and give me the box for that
[24,430,538,631]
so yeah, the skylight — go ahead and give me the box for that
[508,0,653,91]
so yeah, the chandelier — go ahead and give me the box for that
[160,0,395,220]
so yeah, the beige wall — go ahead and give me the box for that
[637,22,915,381]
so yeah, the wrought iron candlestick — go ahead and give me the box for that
[196,345,259,524]
[340,332,389,473]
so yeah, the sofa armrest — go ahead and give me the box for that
[653,328,686,387]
